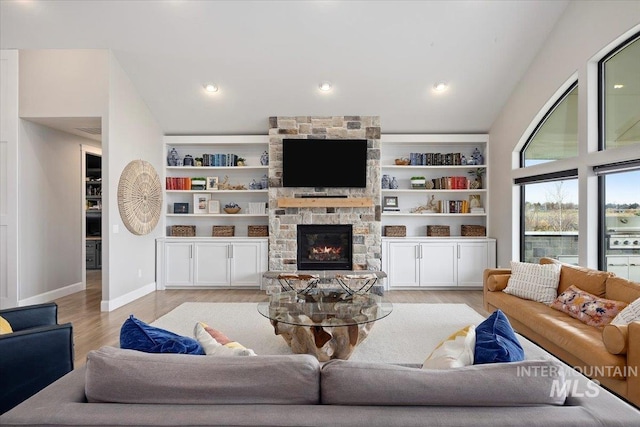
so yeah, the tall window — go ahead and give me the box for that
[521,84,578,167]
[600,33,640,150]
[518,174,579,264]
[597,32,640,279]
[518,80,580,263]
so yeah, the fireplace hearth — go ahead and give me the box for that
[297,225,352,270]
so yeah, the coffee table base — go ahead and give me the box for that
[271,321,376,361]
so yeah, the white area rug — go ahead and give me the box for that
[151,302,488,364]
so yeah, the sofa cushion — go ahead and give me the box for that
[606,276,640,305]
[321,359,567,406]
[85,346,321,404]
[120,315,204,355]
[540,257,611,297]
[504,261,560,305]
[612,297,640,325]
[422,324,476,369]
[474,310,524,364]
[486,290,628,378]
[551,285,627,328]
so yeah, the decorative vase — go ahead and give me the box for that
[261,174,268,189]
[381,174,390,189]
[260,151,269,166]
[390,176,399,189]
[167,148,179,166]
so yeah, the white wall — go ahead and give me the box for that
[18,121,99,302]
[19,49,107,118]
[102,51,163,311]
[489,1,640,268]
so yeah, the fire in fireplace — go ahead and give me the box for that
[297,224,352,270]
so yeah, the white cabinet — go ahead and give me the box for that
[606,256,640,282]
[380,134,489,238]
[163,135,269,238]
[383,238,496,288]
[157,238,268,288]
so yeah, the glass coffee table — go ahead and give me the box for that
[257,289,392,361]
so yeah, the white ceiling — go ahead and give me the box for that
[0,0,571,136]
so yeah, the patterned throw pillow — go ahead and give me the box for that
[193,322,256,356]
[503,261,561,305]
[422,324,476,369]
[551,285,628,328]
[611,297,640,325]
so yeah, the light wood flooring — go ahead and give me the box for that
[55,270,489,367]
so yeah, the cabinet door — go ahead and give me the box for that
[387,242,421,288]
[607,256,629,279]
[457,242,488,287]
[229,242,264,287]
[629,257,640,282]
[194,242,230,286]
[420,243,457,287]
[165,242,194,286]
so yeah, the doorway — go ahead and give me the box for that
[83,146,102,296]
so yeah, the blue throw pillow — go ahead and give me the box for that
[474,310,524,364]
[120,315,204,355]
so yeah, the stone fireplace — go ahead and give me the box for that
[267,116,381,272]
[297,224,353,270]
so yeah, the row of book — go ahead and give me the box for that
[439,200,470,214]
[166,177,198,190]
[409,152,465,166]
[432,176,470,189]
[202,153,240,167]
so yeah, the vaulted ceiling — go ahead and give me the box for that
[1,0,571,135]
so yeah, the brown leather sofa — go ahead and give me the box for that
[483,257,640,408]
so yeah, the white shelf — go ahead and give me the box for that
[166,189,267,194]
[167,213,268,218]
[384,165,487,170]
[382,212,487,217]
[167,166,268,171]
[382,189,487,194]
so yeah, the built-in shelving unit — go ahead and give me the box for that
[85,153,102,270]
[162,135,270,238]
[380,134,489,237]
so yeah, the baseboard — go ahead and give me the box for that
[19,281,85,306]
[100,282,156,312]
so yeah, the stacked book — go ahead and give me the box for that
[202,153,239,167]
[438,200,470,214]
[165,177,192,190]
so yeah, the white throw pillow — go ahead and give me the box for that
[503,261,561,305]
[193,322,256,356]
[611,297,640,325]
[422,324,476,369]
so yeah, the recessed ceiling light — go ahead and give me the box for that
[433,82,448,92]
[204,83,218,93]
[319,81,332,92]
[613,84,624,89]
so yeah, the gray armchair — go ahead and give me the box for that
[0,302,74,414]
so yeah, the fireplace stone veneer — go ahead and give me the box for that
[267,116,382,272]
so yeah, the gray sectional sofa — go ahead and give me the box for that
[2,346,640,426]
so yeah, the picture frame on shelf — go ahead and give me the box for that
[206,176,219,190]
[193,193,210,214]
[383,196,400,211]
[173,202,189,214]
[208,200,220,214]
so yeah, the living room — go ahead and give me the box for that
[1,1,640,424]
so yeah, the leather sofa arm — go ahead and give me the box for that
[602,323,629,355]
[483,269,511,292]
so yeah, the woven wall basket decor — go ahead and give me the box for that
[117,160,163,236]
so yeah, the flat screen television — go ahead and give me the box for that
[282,139,368,188]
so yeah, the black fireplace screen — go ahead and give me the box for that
[297,224,352,270]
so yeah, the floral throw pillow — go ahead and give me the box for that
[551,285,628,328]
